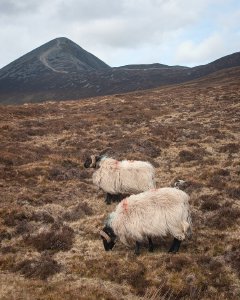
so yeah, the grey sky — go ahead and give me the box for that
[0,0,240,68]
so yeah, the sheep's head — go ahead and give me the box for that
[173,179,189,190]
[84,155,101,168]
[100,226,116,251]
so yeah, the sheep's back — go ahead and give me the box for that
[119,160,155,193]
[93,158,155,194]
[112,188,191,244]
[118,166,155,193]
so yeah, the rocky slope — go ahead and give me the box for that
[0,37,240,104]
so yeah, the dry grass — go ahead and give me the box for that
[24,223,75,252]
[0,69,240,299]
[14,253,61,280]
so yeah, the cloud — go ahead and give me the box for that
[171,4,240,66]
[56,0,211,48]
[174,34,225,66]
[0,0,42,16]
[56,0,122,22]
[0,0,239,68]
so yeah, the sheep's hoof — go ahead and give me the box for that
[168,249,178,254]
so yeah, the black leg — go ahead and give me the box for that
[118,194,125,202]
[112,194,120,202]
[168,238,181,253]
[148,237,154,252]
[105,193,112,205]
[111,194,117,202]
[135,241,141,255]
[114,194,125,202]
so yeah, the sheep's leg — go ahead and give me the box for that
[148,237,154,252]
[118,194,126,202]
[118,194,125,202]
[111,194,117,202]
[135,241,141,255]
[168,238,181,253]
[105,193,112,205]
[112,194,121,202]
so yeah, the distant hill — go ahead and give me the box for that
[0,37,240,104]
[117,63,189,70]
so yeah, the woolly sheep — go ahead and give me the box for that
[100,187,192,255]
[84,155,156,204]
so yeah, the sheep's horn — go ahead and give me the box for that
[99,148,111,156]
[99,230,111,242]
[90,155,97,165]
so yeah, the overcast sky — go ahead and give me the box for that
[0,0,240,68]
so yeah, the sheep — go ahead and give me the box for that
[84,155,156,204]
[100,187,192,255]
[172,179,189,190]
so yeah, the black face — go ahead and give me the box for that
[101,226,116,251]
[103,238,116,251]
[84,156,101,168]
[174,180,189,190]
[84,156,92,168]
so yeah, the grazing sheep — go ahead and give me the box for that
[100,187,192,255]
[173,179,189,190]
[84,155,156,204]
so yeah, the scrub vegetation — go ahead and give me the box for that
[0,67,239,299]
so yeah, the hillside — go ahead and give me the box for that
[0,37,240,104]
[0,67,240,299]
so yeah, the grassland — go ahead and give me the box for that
[0,67,239,299]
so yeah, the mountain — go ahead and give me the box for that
[0,37,111,104]
[0,37,110,75]
[0,37,240,104]
[117,63,189,70]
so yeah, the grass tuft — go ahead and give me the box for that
[24,223,74,252]
[14,253,61,280]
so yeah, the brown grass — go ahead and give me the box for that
[14,253,61,280]
[24,223,74,252]
[0,70,240,299]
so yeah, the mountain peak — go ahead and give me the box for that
[37,37,110,73]
[0,37,110,78]
[55,36,71,42]
[48,37,82,48]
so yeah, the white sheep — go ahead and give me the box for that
[100,187,192,255]
[84,155,156,204]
